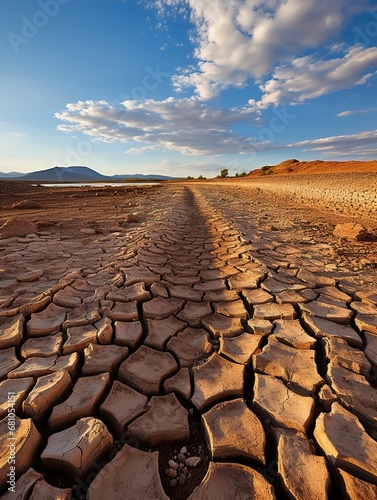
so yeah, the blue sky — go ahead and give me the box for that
[1,0,377,177]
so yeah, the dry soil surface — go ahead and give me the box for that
[0,177,376,500]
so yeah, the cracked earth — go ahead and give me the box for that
[0,180,377,499]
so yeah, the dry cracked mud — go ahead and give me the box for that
[0,179,377,499]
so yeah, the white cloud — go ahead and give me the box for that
[55,98,259,156]
[286,129,377,156]
[55,2,377,163]
[56,96,377,159]
[150,0,374,99]
[255,46,377,108]
[337,107,377,117]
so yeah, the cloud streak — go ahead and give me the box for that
[287,129,377,156]
[337,107,377,117]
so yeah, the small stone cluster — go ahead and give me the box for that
[164,446,202,488]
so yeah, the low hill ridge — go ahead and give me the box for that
[0,166,179,181]
[248,159,377,176]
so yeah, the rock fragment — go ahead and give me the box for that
[127,393,190,447]
[314,403,377,484]
[143,297,184,320]
[28,304,67,337]
[21,333,63,359]
[0,347,21,379]
[201,314,243,338]
[191,353,244,411]
[326,362,377,430]
[202,399,266,464]
[29,480,72,500]
[187,462,275,500]
[0,315,24,349]
[0,468,42,500]
[87,444,169,500]
[336,468,377,499]
[49,373,110,431]
[167,328,212,367]
[272,319,316,349]
[0,417,42,491]
[252,373,315,432]
[163,367,192,401]
[22,369,72,422]
[253,303,296,321]
[302,313,362,347]
[114,320,143,349]
[100,380,148,436]
[323,337,371,376]
[118,345,177,395]
[220,332,262,364]
[253,337,324,395]
[0,218,37,238]
[299,301,353,325]
[276,428,330,500]
[0,377,34,419]
[41,417,113,479]
[145,316,186,350]
[176,301,212,327]
[82,343,128,375]
[333,223,371,241]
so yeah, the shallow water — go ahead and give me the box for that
[37,182,160,188]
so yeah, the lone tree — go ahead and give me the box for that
[220,168,229,178]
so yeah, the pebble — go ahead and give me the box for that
[178,473,187,486]
[164,468,178,479]
[168,460,179,469]
[177,453,186,463]
[185,456,201,467]
[169,479,177,487]
[180,446,188,454]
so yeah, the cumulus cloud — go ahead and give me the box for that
[149,0,374,99]
[255,46,377,108]
[55,98,259,156]
[286,129,377,156]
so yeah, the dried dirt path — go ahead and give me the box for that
[0,184,377,499]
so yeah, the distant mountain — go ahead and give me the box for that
[0,171,25,178]
[0,166,180,182]
[18,166,108,182]
[112,173,179,181]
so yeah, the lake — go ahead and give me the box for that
[38,182,160,188]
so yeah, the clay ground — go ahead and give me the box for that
[0,173,377,499]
